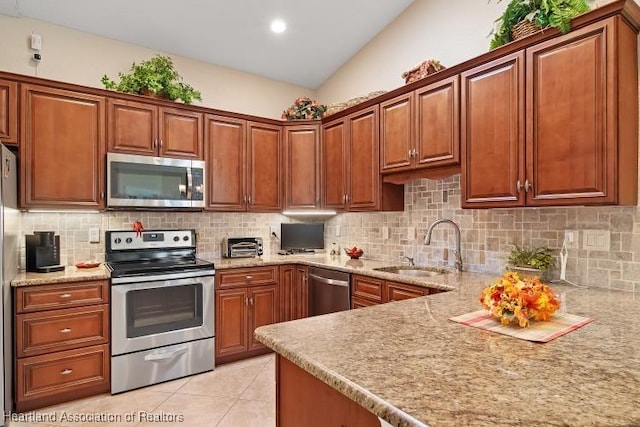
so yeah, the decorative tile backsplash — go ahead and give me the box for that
[19,176,640,292]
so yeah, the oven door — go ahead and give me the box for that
[111,273,214,356]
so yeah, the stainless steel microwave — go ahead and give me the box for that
[107,153,205,208]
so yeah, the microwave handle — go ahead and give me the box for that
[186,167,193,200]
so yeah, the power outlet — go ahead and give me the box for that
[88,227,100,243]
[564,231,577,249]
[270,225,278,237]
[30,33,42,51]
[407,227,415,240]
[381,226,389,240]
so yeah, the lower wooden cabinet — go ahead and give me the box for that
[16,344,110,412]
[279,265,308,322]
[215,266,279,364]
[351,275,433,308]
[14,280,110,412]
[277,355,379,427]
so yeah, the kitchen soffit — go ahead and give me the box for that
[0,0,415,89]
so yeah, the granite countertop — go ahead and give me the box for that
[11,264,110,287]
[255,277,640,426]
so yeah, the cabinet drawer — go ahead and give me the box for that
[217,266,278,289]
[352,275,383,303]
[17,305,109,358]
[351,297,379,309]
[16,344,110,408]
[386,281,427,302]
[16,280,109,313]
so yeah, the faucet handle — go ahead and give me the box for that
[401,256,415,266]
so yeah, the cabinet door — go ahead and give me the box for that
[0,79,18,145]
[107,98,157,156]
[294,266,309,320]
[415,75,460,169]
[279,265,294,322]
[526,20,614,205]
[348,106,380,211]
[159,107,203,159]
[204,115,247,211]
[461,52,525,208]
[247,285,278,352]
[322,118,348,210]
[380,93,413,172]
[247,122,283,212]
[215,288,248,358]
[21,85,105,209]
[284,124,321,209]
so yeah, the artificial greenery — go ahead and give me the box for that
[489,0,590,49]
[101,55,202,104]
[507,245,556,272]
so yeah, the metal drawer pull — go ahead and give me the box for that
[245,275,253,280]
[59,328,72,334]
[516,180,522,193]
[144,346,188,361]
[60,369,73,375]
[524,179,533,192]
[59,294,72,299]
[249,297,254,306]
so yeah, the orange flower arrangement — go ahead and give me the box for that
[479,272,560,327]
[282,97,327,120]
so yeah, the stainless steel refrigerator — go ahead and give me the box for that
[0,144,18,422]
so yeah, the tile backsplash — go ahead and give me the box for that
[19,176,640,292]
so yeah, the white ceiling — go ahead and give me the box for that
[0,0,415,88]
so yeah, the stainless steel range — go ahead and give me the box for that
[105,229,214,394]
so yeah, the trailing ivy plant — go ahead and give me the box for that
[489,0,591,49]
[101,55,202,104]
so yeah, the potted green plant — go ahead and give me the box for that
[506,244,556,281]
[101,55,202,104]
[489,0,591,49]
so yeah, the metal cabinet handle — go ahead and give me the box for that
[59,293,72,299]
[59,328,72,334]
[159,139,164,148]
[153,139,157,149]
[60,369,73,375]
[247,195,252,205]
[243,195,247,204]
[346,194,350,202]
[249,297,254,306]
[524,179,532,192]
[408,149,413,158]
[516,180,522,193]
[246,275,253,280]
[245,297,249,306]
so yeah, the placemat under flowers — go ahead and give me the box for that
[449,272,594,342]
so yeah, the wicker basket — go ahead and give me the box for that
[511,20,541,41]
[401,60,445,84]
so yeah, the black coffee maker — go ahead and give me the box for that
[26,231,65,273]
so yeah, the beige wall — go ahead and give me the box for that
[0,14,313,119]
[316,0,636,104]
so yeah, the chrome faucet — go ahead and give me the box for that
[424,219,463,272]
[401,256,415,266]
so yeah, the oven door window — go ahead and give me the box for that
[126,283,203,338]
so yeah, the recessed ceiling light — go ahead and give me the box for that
[270,19,287,34]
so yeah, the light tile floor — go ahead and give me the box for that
[8,354,275,427]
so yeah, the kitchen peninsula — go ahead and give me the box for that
[255,273,640,426]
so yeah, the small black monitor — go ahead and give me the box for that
[280,223,324,253]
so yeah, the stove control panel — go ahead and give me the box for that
[107,230,195,251]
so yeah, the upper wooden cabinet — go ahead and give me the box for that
[381,76,460,174]
[20,84,106,209]
[284,124,321,209]
[462,18,638,208]
[107,98,203,159]
[205,115,282,212]
[322,107,403,212]
[0,79,18,145]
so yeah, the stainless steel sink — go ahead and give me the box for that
[373,266,449,277]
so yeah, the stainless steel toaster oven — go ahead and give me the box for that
[221,237,263,258]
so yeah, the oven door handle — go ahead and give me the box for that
[186,167,193,201]
[144,346,188,362]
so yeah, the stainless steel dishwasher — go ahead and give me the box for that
[308,267,351,316]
